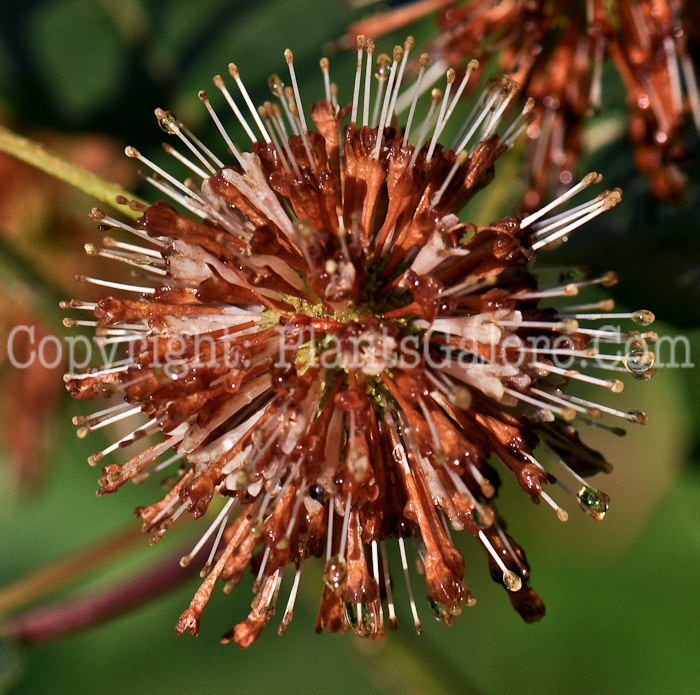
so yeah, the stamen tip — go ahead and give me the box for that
[608,380,625,394]
[602,271,619,287]
[630,411,650,425]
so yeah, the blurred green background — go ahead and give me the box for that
[0,1,699,694]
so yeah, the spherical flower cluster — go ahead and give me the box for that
[353,0,700,207]
[64,37,655,647]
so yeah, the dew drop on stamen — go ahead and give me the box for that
[375,54,392,80]
[344,601,374,636]
[623,349,655,374]
[502,570,522,592]
[323,555,347,592]
[268,74,284,98]
[155,109,178,134]
[427,597,455,625]
[632,309,655,326]
[577,486,610,521]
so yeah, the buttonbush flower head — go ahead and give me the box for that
[64,37,656,647]
[358,0,700,208]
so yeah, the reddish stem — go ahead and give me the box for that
[1,540,208,645]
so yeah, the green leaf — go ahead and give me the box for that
[28,0,128,120]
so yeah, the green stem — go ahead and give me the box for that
[0,125,146,220]
[0,524,144,619]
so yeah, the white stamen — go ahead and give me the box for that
[92,418,157,462]
[162,143,209,180]
[373,46,402,159]
[102,238,164,259]
[125,146,204,203]
[337,494,353,561]
[502,387,573,419]
[180,498,235,567]
[280,562,303,632]
[386,36,413,124]
[370,540,384,630]
[77,404,142,436]
[532,190,621,250]
[91,209,163,245]
[531,361,623,392]
[84,244,168,276]
[320,57,332,103]
[351,36,365,124]
[380,540,397,629]
[362,40,375,127]
[154,452,184,472]
[402,54,428,147]
[409,88,441,168]
[201,502,232,576]
[454,85,501,154]
[141,174,209,219]
[211,75,257,143]
[198,91,245,166]
[284,49,317,172]
[398,536,422,634]
[426,69,455,162]
[539,489,569,522]
[76,276,155,294]
[325,498,334,561]
[521,172,603,228]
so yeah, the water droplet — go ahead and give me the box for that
[309,484,326,502]
[344,601,374,636]
[374,54,392,81]
[577,486,609,521]
[502,570,522,592]
[323,555,347,592]
[268,74,284,97]
[250,516,264,537]
[155,110,178,134]
[632,310,655,326]
[471,504,494,528]
[426,597,455,625]
[623,349,655,374]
